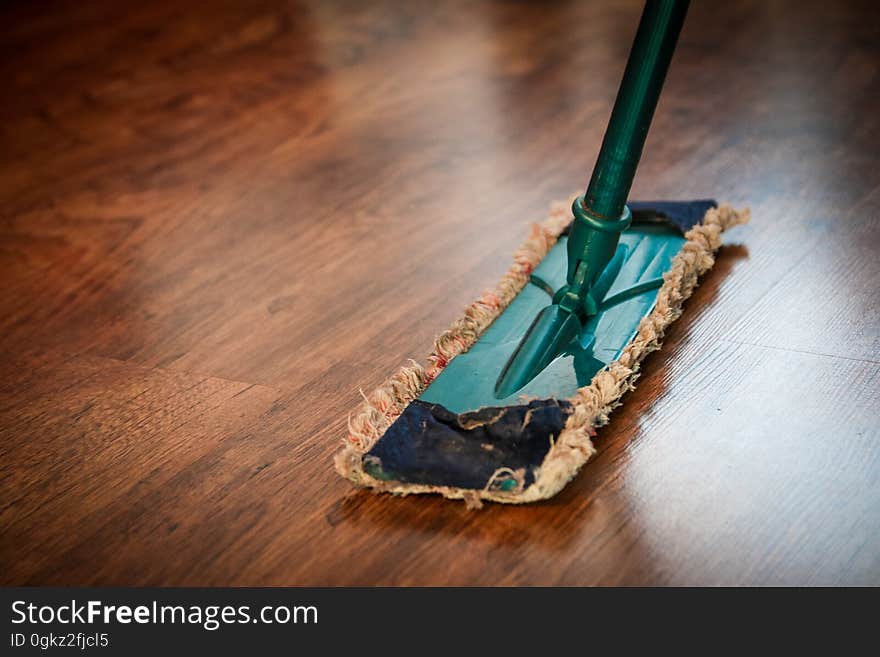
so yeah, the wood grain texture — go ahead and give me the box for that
[1,0,878,585]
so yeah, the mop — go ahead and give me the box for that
[335,0,749,507]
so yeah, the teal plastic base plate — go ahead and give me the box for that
[420,224,685,414]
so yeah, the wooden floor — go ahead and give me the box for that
[1,0,878,586]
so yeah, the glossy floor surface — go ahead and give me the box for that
[1,0,878,585]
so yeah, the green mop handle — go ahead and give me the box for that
[584,0,690,220]
[562,0,689,315]
[496,0,691,397]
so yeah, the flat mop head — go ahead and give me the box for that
[336,200,750,507]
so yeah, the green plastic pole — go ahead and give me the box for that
[563,0,690,314]
[584,0,690,221]
[495,0,690,398]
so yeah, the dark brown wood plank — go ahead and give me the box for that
[0,0,878,585]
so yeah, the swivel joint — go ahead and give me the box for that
[554,195,632,318]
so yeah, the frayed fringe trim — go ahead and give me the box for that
[335,202,750,508]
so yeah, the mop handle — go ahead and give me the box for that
[582,0,690,221]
